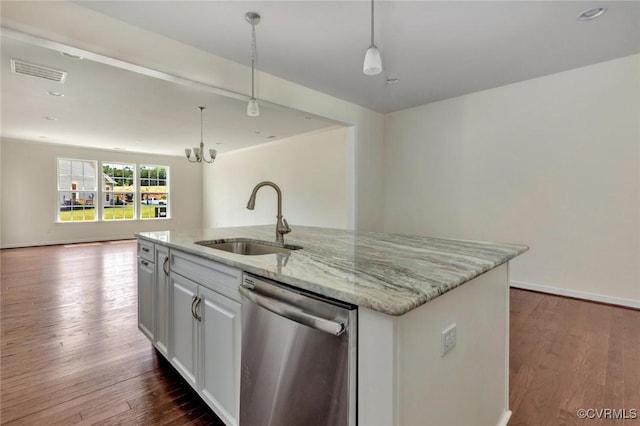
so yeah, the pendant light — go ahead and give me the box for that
[246,11,261,117]
[185,107,216,163]
[363,0,382,75]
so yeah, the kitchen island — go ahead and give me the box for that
[136,225,527,425]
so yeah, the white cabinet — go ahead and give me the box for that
[168,249,242,426]
[154,244,171,357]
[137,257,154,340]
[137,240,155,341]
[170,272,199,387]
[199,285,241,425]
[137,239,171,356]
[137,239,242,426]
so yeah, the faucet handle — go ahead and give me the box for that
[281,218,291,234]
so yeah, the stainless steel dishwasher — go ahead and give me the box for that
[239,273,357,426]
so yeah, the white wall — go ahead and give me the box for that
[359,264,510,425]
[205,127,348,230]
[397,265,510,426]
[1,138,203,248]
[385,54,640,307]
[1,2,385,232]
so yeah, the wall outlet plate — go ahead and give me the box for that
[441,323,457,357]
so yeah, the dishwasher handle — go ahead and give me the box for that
[239,285,345,336]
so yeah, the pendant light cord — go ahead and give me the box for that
[251,23,257,98]
[370,0,375,47]
[200,107,203,143]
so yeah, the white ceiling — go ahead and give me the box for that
[2,1,639,156]
[77,1,640,114]
[0,33,340,156]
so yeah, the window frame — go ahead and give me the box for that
[139,164,170,220]
[55,158,171,223]
[56,158,98,223]
[101,161,137,222]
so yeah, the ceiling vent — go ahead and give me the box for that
[10,59,67,83]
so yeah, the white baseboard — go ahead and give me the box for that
[496,410,512,426]
[1,235,135,249]
[510,280,640,310]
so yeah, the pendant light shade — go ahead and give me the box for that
[363,46,382,76]
[246,11,261,117]
[363,0,382,75]
[246,97,260,117]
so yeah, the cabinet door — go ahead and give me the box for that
[154,245,170,357]
[137,257,154,341]
[198,285,241,426]
[170,273,198,389]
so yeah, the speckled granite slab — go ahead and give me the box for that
[136,225,527,316]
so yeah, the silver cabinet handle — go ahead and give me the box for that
[162,256,169,276]
[141,260,149,267]
[194,297,202,322]
[239,285,345,336]
[191,295,197,319]
[190,296,202,321]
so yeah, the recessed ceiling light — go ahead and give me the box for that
[43,116,58,121]
[386,78,400,85]
[39,136,47,139]
[577,7,607,21]
[47,91,64,97]
[267,135,276,139]
[60,51,84,60]
[254,130,261,134]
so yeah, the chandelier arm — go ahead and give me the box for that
[185,106,214,163]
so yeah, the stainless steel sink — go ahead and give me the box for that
[195,238,302,256]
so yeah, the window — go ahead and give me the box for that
[102,162,135,221]
[57,159,170,222]
[140,165,170,219]
[57,158,98,222]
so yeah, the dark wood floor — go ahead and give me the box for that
[509,288,640,425]
[1,242,638,425]
[1,241,223,425]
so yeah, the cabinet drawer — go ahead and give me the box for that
[138,240,155,262]
[171,250,242,302]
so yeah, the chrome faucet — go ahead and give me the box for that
[246,181,291,243]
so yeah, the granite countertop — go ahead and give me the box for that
[136,225,528,316]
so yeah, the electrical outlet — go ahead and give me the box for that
[441,323,457,357]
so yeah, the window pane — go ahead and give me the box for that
[140,165,169,219]
[58,159,97,222]
[103,162,136,221]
